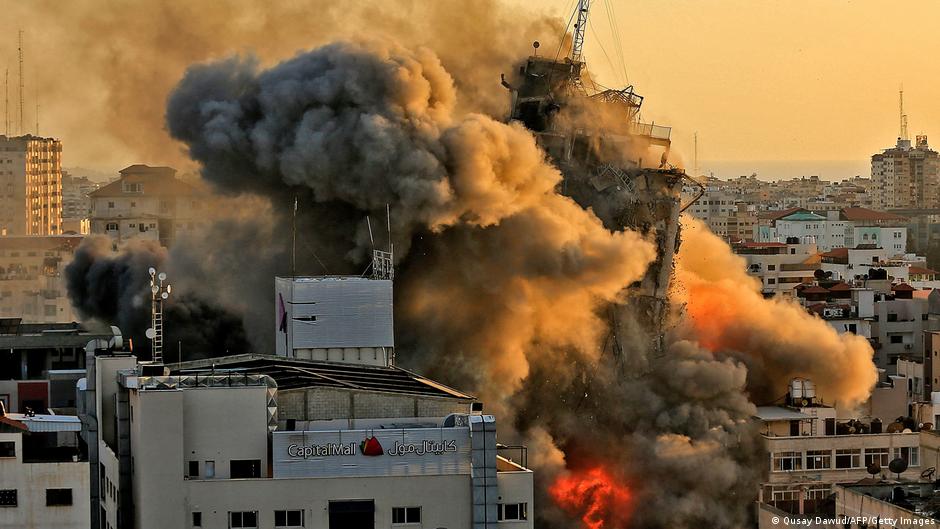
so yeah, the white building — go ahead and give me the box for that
[80,348,534,529]
[757,380,923,520]
[88,165,204,248]
[0,410,90,529]
[734,240,819,296]
[767,208,907,254]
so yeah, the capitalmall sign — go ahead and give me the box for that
[287,437,459,459]
[272,428,472,478]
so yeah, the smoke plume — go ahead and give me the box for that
[674,217,878,408]
[52,3,881,528]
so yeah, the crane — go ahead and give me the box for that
[570,0,592,64]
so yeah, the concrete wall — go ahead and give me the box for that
[278,386,469,423]
[0,432,89,529]
[184,474,473,529]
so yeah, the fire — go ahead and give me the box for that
[549,466,634,529]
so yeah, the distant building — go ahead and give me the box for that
[764,208,907,253]
[734,239,819,296]
[0,236,83,322]
[871,135,940,210]
[60,173,98,234]
[88,165,203,248]
[0,135,63,236]
[756,379,922,521]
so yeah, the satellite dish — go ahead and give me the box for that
[158,272,167,281]
[166,285,172,294]
[921,467,936,480]
[145,328,156,339]
[151,286,159,295]
[533,41,540,49]
[161,292,169,300]
[889,457,909,476]
[148,267,156,275]
[800,398,809,407]
[867,462,881,476]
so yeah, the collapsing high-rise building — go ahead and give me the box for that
[501,0,701,355]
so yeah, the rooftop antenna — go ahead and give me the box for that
[370,205,394,280]
[693,131,699,177]
[4,68,8,136]
[532,40,540,57]
[899,84,909,141]
[291,195,298,278]
[146,267,171,364]
[17,30,24,136]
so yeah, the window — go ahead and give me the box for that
[767,264,776,271]
[894,447,920,467]
[0,489,16,507]
[188,461,199,478]
[230,459,261,479]
[0,441,14,458]
[205,460,215,479]
[835,449,861,469]
[275,510,304,527]
[805,450,831,470]
[229,511,258,528]
[806,485,831,500]
[772,451,802,472]
[497,503,528,521]
[392,507,421,524]
[193,512,202,527]
[890,335,904,344]
[46,488,72,506]
[864,448,890,468]
[767,278,776,285]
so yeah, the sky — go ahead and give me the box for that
[0,0,937,180]
[518,0,940,179]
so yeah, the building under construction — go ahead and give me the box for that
[501,0,701,355]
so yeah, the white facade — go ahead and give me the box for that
[82,352,535,529]
[0,416,90,529]
[275,276,394,365]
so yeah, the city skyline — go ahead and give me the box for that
[1,0,938,174]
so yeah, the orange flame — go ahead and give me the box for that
[549,466,633,529]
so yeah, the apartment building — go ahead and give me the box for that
[0,235,83,322]
[735,239,819,296]
[88,165,203,248]
[871,135,940,210]
[0,135,63,236]
[0,409,90,529]
[61,173,99,234]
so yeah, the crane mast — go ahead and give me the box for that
[570,0,591,64]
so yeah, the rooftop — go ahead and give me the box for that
[754,406,815,421]
[780,211,827,222]
[90,164,199,198]
[0,412,82,433]
[0,319,116,350]
[840,207,908,222]
[758,207,807,221]
[173,354,475,400]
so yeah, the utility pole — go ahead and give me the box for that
[18,30,24,136]
[4,68,8,136]
[147,268,172,364]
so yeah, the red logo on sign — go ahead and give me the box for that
[360,436,384,456]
